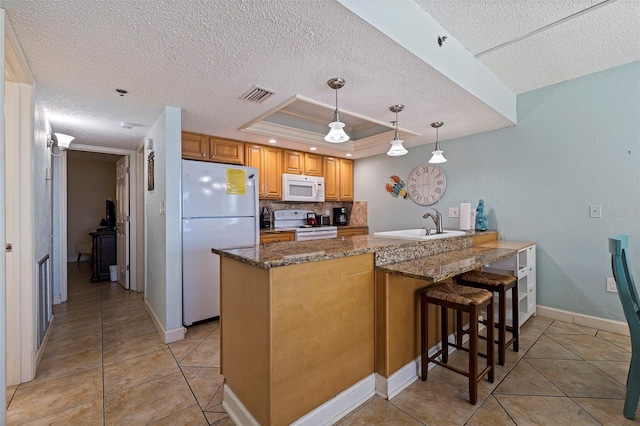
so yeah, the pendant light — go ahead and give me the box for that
[324,78,349,143]
[428,122,447,163]
[387,104,408,156]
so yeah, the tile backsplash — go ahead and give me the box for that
[259,200,368,227]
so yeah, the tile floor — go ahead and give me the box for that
[5,262,637,425]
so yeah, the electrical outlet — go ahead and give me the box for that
[606,277,617,293]
[449,207,459,218]
[589,205,601,218]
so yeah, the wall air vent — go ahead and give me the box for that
[240,85,276,104]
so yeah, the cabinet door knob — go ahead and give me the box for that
[211,154,215,159]
[201,152,205,157]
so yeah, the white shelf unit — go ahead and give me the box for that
[481,244,536,328]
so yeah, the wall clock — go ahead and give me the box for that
[407,163,446,206]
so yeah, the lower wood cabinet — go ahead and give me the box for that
[260,232,295,244]
[337,227,367,238]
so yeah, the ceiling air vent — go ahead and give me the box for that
[240,85,276,104]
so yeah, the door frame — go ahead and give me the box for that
[56,144,139,301]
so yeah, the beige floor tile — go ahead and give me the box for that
[102,318,158,344]
[7,368,102,425]
[573,397,637,425]
[6,385,17,408]
[204,383,225,412]
[206,413,234,425]
[42,332,102,360]
[547,333,632,362]
[104,348,180,395]
[495,394,600,425]
[169,338,201,363]
[494,359,564,396]
[101,307,151,327]
[23,346,102,387]
[588,360,630,385]
[465,395,516,426]
[180,338,221,368]
[53,306,101,323]
[22,398,103,426]
[186,320,220,339]
[596,330,632,352]
[208,325,221,339]
[520,316,554,335]
[149,404,209,425]
[390,377,480,424]
[103,330,166,365]
[545,320,598,336]
[104,371,196,425]
[338,396,421,425]
[182,366,225,409]
[48,322,102,341]
[527,358,627,399]
[524,335,581,360]
[428,350,508,401]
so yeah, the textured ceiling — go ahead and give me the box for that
[1,0,638,158]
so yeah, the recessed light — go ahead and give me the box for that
[346,153,352,157]
[310,147,317,151]
[268,139,277,144]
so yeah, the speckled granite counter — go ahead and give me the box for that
[212,232,480,269]
[376,246,516,283]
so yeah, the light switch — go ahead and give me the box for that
[589,205,601,218]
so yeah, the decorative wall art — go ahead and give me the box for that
[385,175,408,198]
[147,151,155,191]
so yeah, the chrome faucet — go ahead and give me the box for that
[422,208,443,234]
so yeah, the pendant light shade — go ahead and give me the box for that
[387,104,408,156]
[428,122,447,163]
[324,78,349,143]
[55,133,75,149]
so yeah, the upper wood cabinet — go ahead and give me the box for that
[181,132,209,160]
[209,137,244,165]
[324,157,354,201]
[283,150,323,176]
[181,132,244,165]
[245,144,283,200]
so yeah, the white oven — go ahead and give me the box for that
[272,209,337,241]
[282,174,325,202]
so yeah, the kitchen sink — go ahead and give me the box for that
[373,229,467,240]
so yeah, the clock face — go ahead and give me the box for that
[407,164,446,206]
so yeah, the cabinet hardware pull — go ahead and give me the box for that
[211,154,215,159]
[201,152,205,157]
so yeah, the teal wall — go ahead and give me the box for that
[354,61,640,322]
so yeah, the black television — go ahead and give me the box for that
[105,199,116,231]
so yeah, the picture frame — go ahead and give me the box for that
[147,151,155,191]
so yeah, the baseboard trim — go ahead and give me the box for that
[537,305,630,336]
[53,294,62,305]
[223,385,260,426]
[144,299,186,344]
[291,374,375,425]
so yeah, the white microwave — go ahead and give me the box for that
[282,173,325,202]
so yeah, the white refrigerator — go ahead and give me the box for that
[182,160,259,325]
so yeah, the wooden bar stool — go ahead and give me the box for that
[421,281,495,405]
[457,270,519,366]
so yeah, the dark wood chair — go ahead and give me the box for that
[421,281,494,405]
[457,270,519,366]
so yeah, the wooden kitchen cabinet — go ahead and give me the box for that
[245,144,283,199]
[337,227,367,238]
[181,131,209,160]
[283,150,323,176]
[209,137,244,165]
[182,132,244,165]
[260,232,295,244]
[324,157,354,201]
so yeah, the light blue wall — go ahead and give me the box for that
[145,106,183,334]
[355,61,640,322]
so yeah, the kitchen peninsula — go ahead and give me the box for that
[212,231,517,425]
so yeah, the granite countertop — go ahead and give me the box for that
[212,232,480,269]
[376,246,517,283]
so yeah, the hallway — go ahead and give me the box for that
[6,262,228,424]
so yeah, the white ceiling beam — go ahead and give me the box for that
[337,0,517,124]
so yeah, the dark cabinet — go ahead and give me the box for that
[90,231,116,282]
